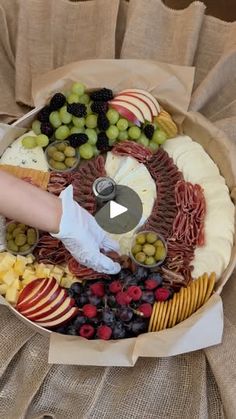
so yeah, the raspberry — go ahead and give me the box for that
[138,303,153,318]
[145,279,159,290]
[127,286,142,301]
[90,282,105,298]
[155,287,170,302]
[109,280,122,294]
[50,93,66,111]
[97,325,112,340]
[116,291,132,305]
[67,103,87,118]
[82,304,97,318]
[68,133,88,148]
[91,101,108,114]
[97,132,110,152]
[79,324,95,339]
[97,113,110,131]
[41,122,54,137]
[90,88,113,102]
[144,124,155,140]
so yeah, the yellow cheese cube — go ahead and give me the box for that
[5,285,19,305]
[12,278,21,290]
[60,275,78,289]
[2,269,18,286]
[52,266,65,275]
[21,276,37,287]
[25,254,35,264]
[0,283,7,295]
[53,273,63,285]
[22,269,37,282]
[0,253,16,272]
[14,256,28,276]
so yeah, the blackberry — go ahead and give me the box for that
[144,124,155,140]
[91,101,108,114]
[50,93,66,111]
[97,132,110,152]
[67,103,87,118]
[90,88,113,102]
[97,113,110,131]
[40,122,54,137]
[68,133,88,148]
[37,105,51,123]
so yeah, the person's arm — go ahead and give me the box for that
[0,171,62,233]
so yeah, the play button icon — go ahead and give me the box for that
[110,201,128,219]
[95,185,143,235]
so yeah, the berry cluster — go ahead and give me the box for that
[55,267,172,340]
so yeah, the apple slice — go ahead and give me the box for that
[119,89,160,115]
[35,296,76,323]
[18,280,60,314]
[17,278,48,307]
[114,94,152,122]
[109,100,144,125]
[36,307,79,328]
[119,92,155,119]
[25,289,67,321]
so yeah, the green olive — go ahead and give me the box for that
[144,256,156,265]
[17,223,26,232]
[155,247,166,261]
[154,239,164,248]
[52,151,65,162]
[51,161,67,171]
[146,232,157,244]
[6,232,13,241]
[19,244,31,253]
[143,244,156,257]
[7,240,19,252]
[27,228,37,245]
[132,244,142,255]
[12,227,23,238]
[136,233,146,245]
[65,157,77,168]
[64,146,76,157]
[135,252,146,263]
[56,143,66,152]
[15,233,27,246]
[7,223,17,233]
[47,146,57,157]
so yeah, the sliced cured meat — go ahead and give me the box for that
[112,140,152,163]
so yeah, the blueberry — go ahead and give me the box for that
[117,307,133,322]
[66,325,77,336]
[75,293,88,307]
[134,267,149,281]
[119,269,132,281]
[89,295,102,306]
[54,326,67,334]
[107,295,116,307]
[69,282,83,298]
[124,276,137,287]
[131,319,148,335]
[73,315,86,330]
[141,291,155,304]
[102,308,115,325]
[112,321,126,339]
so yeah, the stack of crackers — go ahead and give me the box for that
[148,272,216,332]
[154,109,178,138]
[0,165,50,190]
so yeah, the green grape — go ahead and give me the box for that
[128,120,135,127]
[55,125,70,140]
[32,120,41,135]
[49,111,62,128]
[22,136,37,149]
[108,138,117,147]
[79,143,94,160]
[116,118,129,131]
[149,141,159,153]
[59,106,72,124]
[72,116,85,128]
[86,102,93,115]
[36,134,49,147]
[92,146,100,156]
[128,126,141,140]
[137,133,149,147]
[79,94,90,104]
[85,128,97,145]
[106,125,119,141]
[85,114,97,129]
[118,130,128,141]
[67,93,79,104]
[71,82,85,96]
[70,127,84,134]
[106,109,119,125]
[152,129,168,145]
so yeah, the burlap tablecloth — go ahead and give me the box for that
[0,0,236,417]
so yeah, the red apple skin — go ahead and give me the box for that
[17,278,47,306]
[36,307,79,329]
[19,281,60,315]
[113,95,148,121]
[35,297,76,323]
[26,289,67,321]
[118,93,154,120]
[119,89,160,114]
[109,102,141,126]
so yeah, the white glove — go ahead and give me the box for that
[51,185,121,275]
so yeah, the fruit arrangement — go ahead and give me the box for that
[6,222,38,255]
[46,141,79,171]
[21,83,178,164]
[131,231,167,267]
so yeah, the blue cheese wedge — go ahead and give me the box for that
[0,131,49,171]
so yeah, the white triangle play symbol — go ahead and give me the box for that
[110,201,128,219]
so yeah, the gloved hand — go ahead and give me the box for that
[51,185,121,274]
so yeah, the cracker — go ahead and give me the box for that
[203,272,216,304]
[170,292,180,328]
[162,300,172,330]
[159,301,169,331]
[196,275,204,310]
[152,302,161,332]
[167,294,177,328]
[179,287,188,322]
[192,279,200,313]
[183,285,192,320]
[154,301,165,332]
[148,302,156,332]
[200,273,209,307]
[176,287,184,323]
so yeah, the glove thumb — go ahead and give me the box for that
[96,253,121,275]
[101,236,120,253]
